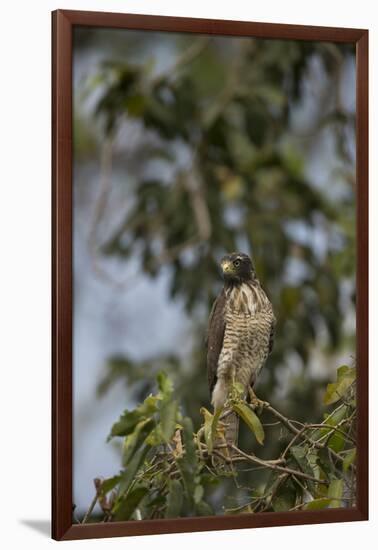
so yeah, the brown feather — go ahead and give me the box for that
[268,317,275,354]
[206,290,226,395]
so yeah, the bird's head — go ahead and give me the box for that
[220,252,256,284]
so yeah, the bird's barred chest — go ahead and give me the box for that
[212,282,274,409]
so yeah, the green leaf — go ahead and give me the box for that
[202,408,213,452]
[211,409,222,445]
[324,404,349,425]
[272,482,297,512]
[110,410,140,439]
[113,485,148,521]
[316,447,335,479]
[327,479,344,508]
[122,418,154,465]
[98,475,122,496]
[195,500,213,516]
[201,407,215,454]
[177,417,197,501]
[263,470,282,499]
[194,484,204,504]
[342,448,356,472]
[118,444,150,497]
[312,402,348,453]
[165,479,183,518]
[307,452,321,480]
[160,399,178,442]
[232,403,264,445]
[311,405,348,443]
[110,395,158,438]
[157,371,174,397]
[324,366,356,405]
[290,446,316,492]
[125,94,146,117]
[328,430,345,453]
[305,497,331,510]
[145,427,164,447]
[181,417,197,465]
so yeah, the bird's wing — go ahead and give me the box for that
[268,315,276,355]
[206,290,226,395]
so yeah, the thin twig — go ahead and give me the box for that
[281,425,308,459]
[306,422,356,444]
[226,446,327,485]
[263,403,349,466]
[82,492,98,524]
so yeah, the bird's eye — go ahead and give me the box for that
[234,260,241,267]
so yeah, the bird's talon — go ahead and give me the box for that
[249,396,268,415]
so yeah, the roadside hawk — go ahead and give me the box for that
[206,252,275,448]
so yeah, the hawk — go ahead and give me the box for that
[206,252,275,448]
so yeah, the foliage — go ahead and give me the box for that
[73,30,357,516]
[81,366,356,522]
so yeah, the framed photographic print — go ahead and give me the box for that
[52,10,368,541]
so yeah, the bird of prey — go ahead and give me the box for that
[206,252,275,449]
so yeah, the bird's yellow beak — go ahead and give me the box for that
[221,260,233,273]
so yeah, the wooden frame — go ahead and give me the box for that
[52,9,368,541]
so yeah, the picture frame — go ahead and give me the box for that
[52,9,368,541]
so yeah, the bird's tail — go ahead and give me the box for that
[225,411,239,450]
[213,411,239,467]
